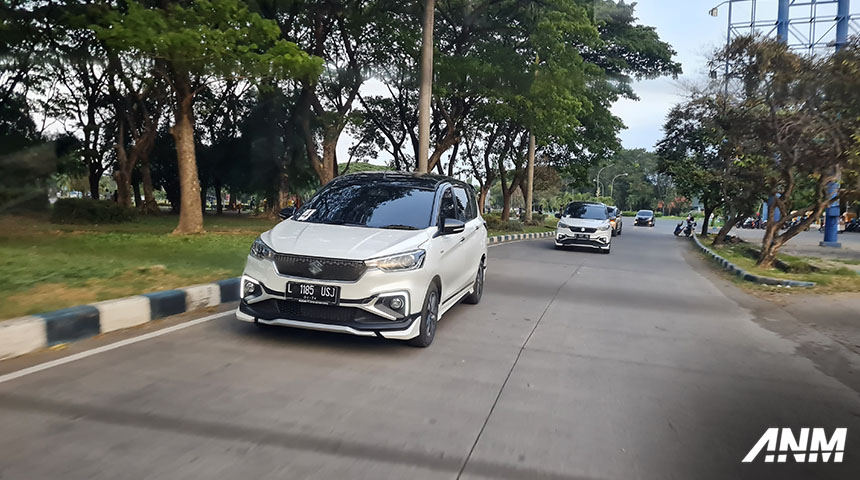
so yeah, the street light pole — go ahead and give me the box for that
[595,164,612,197]
[610,173,628,198]
[416,0,435,174]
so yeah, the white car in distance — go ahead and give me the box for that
[237,172,488,347]
[554,202,613,254]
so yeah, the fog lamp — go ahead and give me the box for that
[389,297,404,310]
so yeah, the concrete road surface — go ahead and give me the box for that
[1,220,859,480]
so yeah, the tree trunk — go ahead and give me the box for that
[500,189,512,221]
[478,185,489,215]
[278,173,291,211]
[215,179,223,215]
[88,168,100,200]
[700,204,713,236]
[171,70,204,234]
[320,138,337,184]
[115,169,133,208]
[139,155,158,214]
[712,214,742,246]
[132,179,142,207]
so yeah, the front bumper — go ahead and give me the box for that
[237,255,430,340]
[554,228,611,249]
[634,218,654,225]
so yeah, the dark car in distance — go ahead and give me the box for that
[634,209,655,227]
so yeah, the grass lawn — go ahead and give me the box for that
[0,212,558,320]
[486,221,556,238]
[701,237,860,293]
[0,213,278,320]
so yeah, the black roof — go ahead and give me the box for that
[331,171,470,190]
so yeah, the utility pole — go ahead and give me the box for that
[821,0,850,248]
[525,133,535,222]
[416,0,435,174]
[524,54,539,222]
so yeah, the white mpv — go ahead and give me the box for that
[237,172,488,347]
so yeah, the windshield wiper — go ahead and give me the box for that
[378,224,419,230]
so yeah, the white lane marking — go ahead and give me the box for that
[0,310,233,385]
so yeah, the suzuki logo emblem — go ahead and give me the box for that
[308,260,324,275]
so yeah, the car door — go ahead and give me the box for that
[434,187,466,303]
[453,185,484,280]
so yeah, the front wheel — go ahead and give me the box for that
[463,259,485,305]
[408,283,440,348]
[601,243,611,254]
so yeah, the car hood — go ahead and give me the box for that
[636,215,653,219]
[559,217,609,228]
[262,220,432,260]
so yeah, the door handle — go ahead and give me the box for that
[459,237,465,243]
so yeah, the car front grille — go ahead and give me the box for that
[276,300,356,323]
[568,226,597,233]
[273,254,367,281]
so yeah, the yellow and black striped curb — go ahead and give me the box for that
[488,231,555,245]
[690,234,815,288]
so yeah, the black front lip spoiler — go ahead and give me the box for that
[239,300,420,332]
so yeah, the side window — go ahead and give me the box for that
[453,187,474,222]
[439,188,456,223]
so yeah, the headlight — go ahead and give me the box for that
[249,237,275,260]
[597,223,611,231]
[365,250,425,272]
[557,221,570,229]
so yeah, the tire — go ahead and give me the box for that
[617,226,622,236]
[408,283,440,348]
[463,259,485,305]
[601,242,611,254]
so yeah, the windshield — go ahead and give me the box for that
[564,204,608,220]
[637,210,654,217]
[293,183,435,230]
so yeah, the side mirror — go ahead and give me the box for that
[278,207,295,220]
[555,212,562,219]
[441,218,465,235]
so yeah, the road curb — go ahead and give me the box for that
[0,234,552,360]
[488,231,554,245]
[0,278,240,360]
[690,234,816,288]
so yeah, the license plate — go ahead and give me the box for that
[285,282,340,304]
[575,234,590,240]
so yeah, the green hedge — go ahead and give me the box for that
[51,198,137,224]
[485,214,524,232]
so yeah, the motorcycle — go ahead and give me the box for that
[684,221,697,237]
[846,218,859,232]
[674,220,697,237]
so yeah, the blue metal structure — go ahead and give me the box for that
[717,0,860,54]
[712,0,860,247]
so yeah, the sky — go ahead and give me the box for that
[339,0,860,161]
[610,0,730,150]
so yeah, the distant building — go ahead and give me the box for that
[690,196,704,212]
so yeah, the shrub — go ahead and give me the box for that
[520,212,547,226]
[484,214,524,232]
[51,198,137,224]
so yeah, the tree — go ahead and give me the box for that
[658,94,727,236]
[94,0,322,233]
[720,36,860,268]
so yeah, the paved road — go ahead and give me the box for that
[1,221,859,480]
